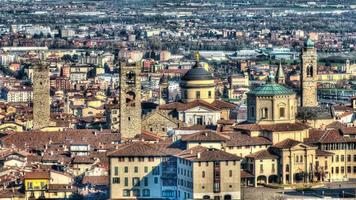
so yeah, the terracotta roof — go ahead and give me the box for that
[224,132,272,147]
[82,176,108,186]
[176,146,241,162]
[234,122,309,132]
[326,121,347,129]
[272,138,302,149]
[23,171,50,179]
[316,149,334,157]
[211,100,236,109]
[246,149,278,160]
[306,129,353,144]
[241,170,254,178]
[181,131,229,142]
[134,131,164,142]
[72,156,95,164]
[341,127,356,135]
[108,142,171,157]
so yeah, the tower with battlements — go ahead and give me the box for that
[33,64,50,130]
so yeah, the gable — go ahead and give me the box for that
[183,106,220,113]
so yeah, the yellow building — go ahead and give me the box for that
[180,61,215,103]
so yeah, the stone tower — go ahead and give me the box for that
[159,74,169,105]
[276,61,285,84]
[301,38,318,107]
[33,64,50,130]
[119,60,141,139]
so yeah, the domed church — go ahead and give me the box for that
[180,60,215,103]
[247,71,297,125]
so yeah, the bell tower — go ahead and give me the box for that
[33,64,50,130]
[119,59,141,139]
[301,38,318,107]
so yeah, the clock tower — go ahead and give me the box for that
[33,64,50,130]
[301,38,318,107]
[119,59,141,139]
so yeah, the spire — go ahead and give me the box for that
[276,61,285,84]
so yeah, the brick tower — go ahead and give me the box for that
[33,64,50,130]
[119,60,141,139]
[301,38,318,107]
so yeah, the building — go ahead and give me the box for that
[108,142,241,200]
[119,60,142,139]
[301,38,318,107]
[32,64,50,130]
[1,86,33,103]
[180,61,215,104]
[246,72,297,125]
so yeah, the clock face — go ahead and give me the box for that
[126,71,136,85]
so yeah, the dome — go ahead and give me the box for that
[181,62,214,81]
[304,38,315,48]
[248,83,295,96]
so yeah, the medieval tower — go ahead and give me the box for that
[119,60,141,139]
[301,38,318,107]
[159,74,169,105]
[33,64,50,130]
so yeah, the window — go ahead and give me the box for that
[196,91,200,99]
[353,167,356,173]
[144,177,148,186]
[353,155,356,162]
[124,166,128,173]
[148,157,154,162]
[202,171,205,178]
[143,189,150,197]
[279,107,285,118]
[152,166,160,175]
[341,155,345,162]
[134,166,138,173]
[133,177,140,187]
[138,157,144,162]
[123,189,130,197]
[114,167,119,176]
[272,164,275,173]
[113,177,120,184]
[336,155,339,162]
[348,155,351,162]
[154,177,158,184]
[124,177,128,186]
[306,64,313,77]
[229,170,232,177]
[348,166,351,173]
[144,166,148,173]
[300,155,303,163]
[286,164,289,172]
[260,164,263,173]
[129,157,134,162]
[261,108,268,119]
[208,91,212,98]
[132,189,140,197]
[336,167,339,174]
[341,167,345,174]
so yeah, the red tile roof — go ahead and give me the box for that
[176,146,241,162]
[23,171,50,180]
[246,149,278,160]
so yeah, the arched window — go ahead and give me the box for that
[125,91,136,107]
[306,64,313,77]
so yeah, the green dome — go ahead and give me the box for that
[304,38,314,48]
[248,83,295,96]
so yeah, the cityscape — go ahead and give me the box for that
[0,0,355,199]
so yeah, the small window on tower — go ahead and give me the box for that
[128,117,131,121]
[306,64,313,77]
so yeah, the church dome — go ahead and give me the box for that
[304,38,315,48]
[181,62,214,81]
[248,83,295,96]
[248,73,295,96]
